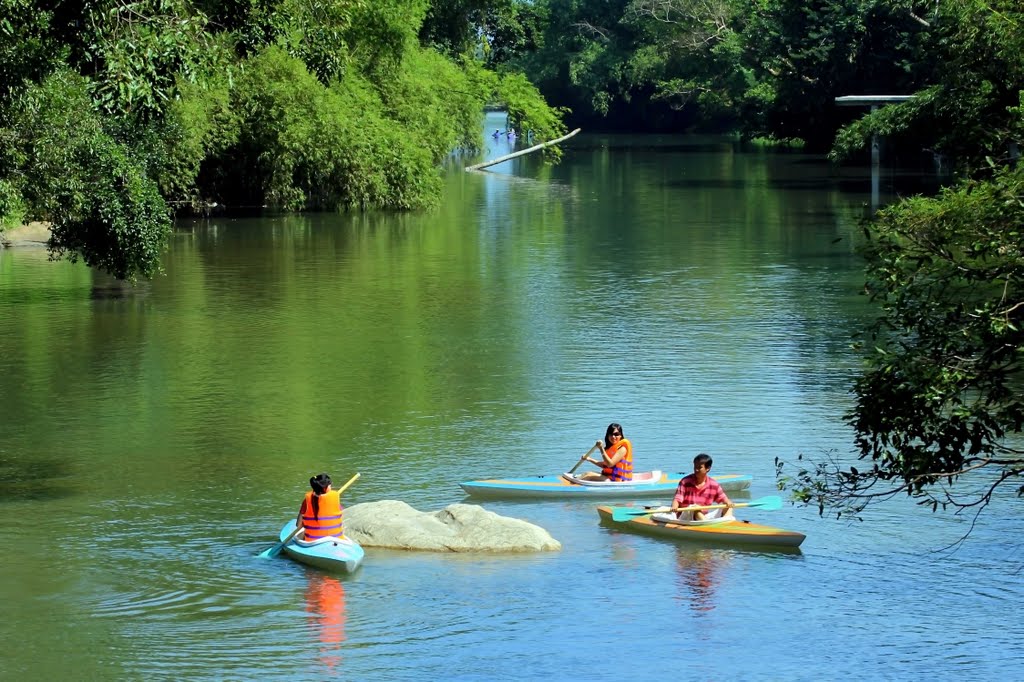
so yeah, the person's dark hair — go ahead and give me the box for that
[309,473,332,519]
[604,423,624,449]
[693,453,713,470]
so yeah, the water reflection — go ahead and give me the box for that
[674,547,729,615]
[304,575,347,672]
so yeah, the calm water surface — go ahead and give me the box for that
[2,114,1022,680]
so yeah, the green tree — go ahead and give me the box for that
[620,0,748,126]
[780,1,1024,520]
[830,0,1024,170]
[0,0,65,104]
[515,0,637,126]
[738,0,931,148]
[0,0,566,279]
[418,0,547,70]
[779,164,1024,519]
[12,71,170,280]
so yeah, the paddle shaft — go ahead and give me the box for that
[261,523,306,558]
[259,472,361,558]
[637,502,741,514]
[612,495,782,521]
[667,495,781,513]
[568,442,602,474]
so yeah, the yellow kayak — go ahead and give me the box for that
[597,505,805,548]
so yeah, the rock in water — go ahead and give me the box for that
[343,500,561,552]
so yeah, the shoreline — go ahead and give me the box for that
[0,222,52,248]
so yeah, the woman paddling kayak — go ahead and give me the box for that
[298,473,348,540]
[577,423,634,481]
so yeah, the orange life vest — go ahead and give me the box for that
[601,438,633,481]
[301,490,344,540]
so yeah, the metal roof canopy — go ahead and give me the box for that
[835,95,914,106]
[833,95,915,211]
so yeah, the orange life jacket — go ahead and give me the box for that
[601,438,633,481]
[301,490,344,540]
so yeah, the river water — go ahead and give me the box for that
[2,112,1022,680]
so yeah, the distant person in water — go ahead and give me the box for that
[297,473,346,540]
[507,128,516,138]
[492,129,501,138]
[671,453,735,521]
[578,423,633,481]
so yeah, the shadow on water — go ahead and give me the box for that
[90,274,148,300]
[0,455,76,502]
[664,175,937,195]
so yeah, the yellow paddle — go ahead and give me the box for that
[567,442,603,474]
[610,495,782,522]
[259,472,360,559]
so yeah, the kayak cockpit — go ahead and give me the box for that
[561,470,665,486]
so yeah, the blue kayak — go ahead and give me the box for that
[277,520,365,574]
[459,471,752,500]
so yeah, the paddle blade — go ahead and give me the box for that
[610,506,668,522]
[748,495,783,511]
[259,523,304,559]
[258,542,283,559]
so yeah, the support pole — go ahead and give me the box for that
[834,96,914,212]
[466,128,582,172]
[870,104,880,212]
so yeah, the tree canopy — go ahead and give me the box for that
[776,1,1024,521]
[477,0,935,140]
[0,0,564,280]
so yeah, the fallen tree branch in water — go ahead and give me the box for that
[465,129,582,172]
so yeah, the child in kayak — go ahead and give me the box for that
[297,473,346,540]
[578,423,634,481]
[671,453,735,520]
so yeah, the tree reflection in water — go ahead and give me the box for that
[305,575,347,671]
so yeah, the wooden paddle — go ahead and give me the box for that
[567,442,603,474]
[610,495,783,522]
[259,472,361,559]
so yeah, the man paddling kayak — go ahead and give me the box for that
[671,453,735,521]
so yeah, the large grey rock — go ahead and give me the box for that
[343,500,561,552]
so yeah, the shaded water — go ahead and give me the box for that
[2,113,1022,680]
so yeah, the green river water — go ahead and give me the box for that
[1,113,1021,680]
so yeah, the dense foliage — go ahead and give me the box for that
[780,162,1024,520]
[774,1,1024,519]
[0,0,563,280]
[472,0,937,139]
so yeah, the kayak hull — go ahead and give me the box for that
[278,520,365,573]
[459,472,752,499]
[596,506,805,548]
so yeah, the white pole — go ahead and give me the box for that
[466,129,582,172]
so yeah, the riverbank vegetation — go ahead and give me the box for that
[0,0,564,279]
